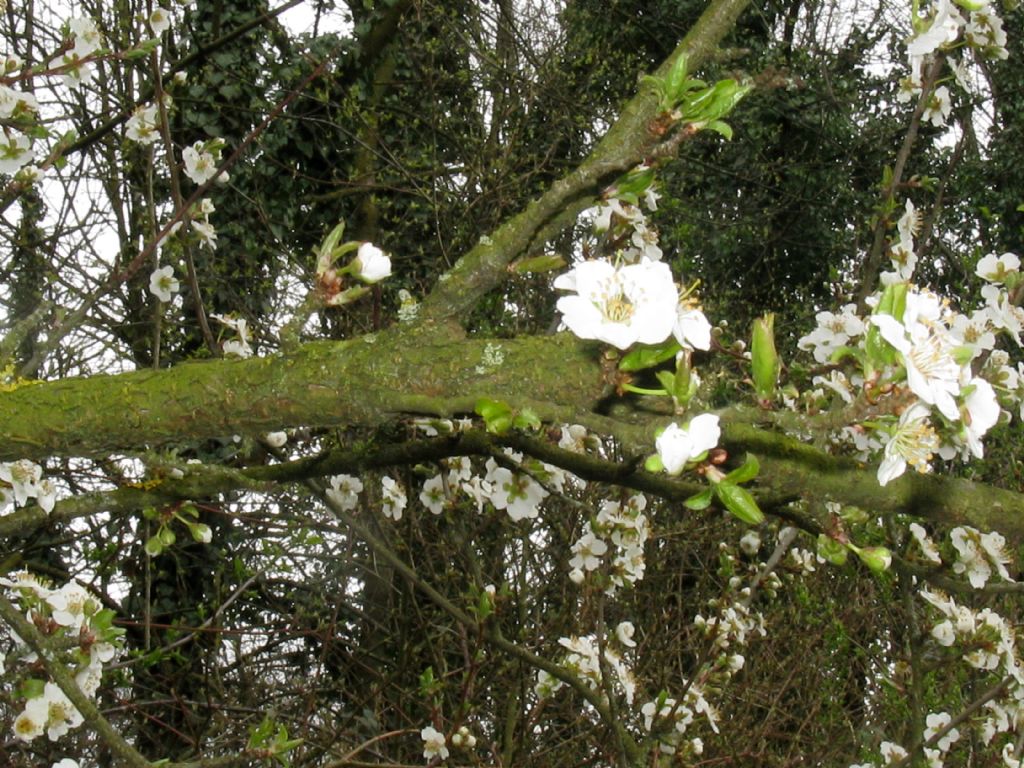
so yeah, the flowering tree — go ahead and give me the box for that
[2,0,1024,767]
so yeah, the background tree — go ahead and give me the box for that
[2,1,1024,768]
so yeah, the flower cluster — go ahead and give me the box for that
[0,58,40,175]
[860,586,1024,767]
[2,573,123,742]
[899,0,1008,127]
[549,633,637,705]
[568,494,651,593]
[0,459,57,514]
[555,176,711,353]
[799,256,1018,485]
[63,17,103,91]
[182,138,227,186]
[641,689,714,756]
[211,312,254,358]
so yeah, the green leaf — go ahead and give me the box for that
[418,666,438,696]
[17,678,46,700]
[664,55,689,102]
[248,715,275,748]
[644,453,665,473]
[654,370,676,394]
[705,120,734,140]
[476,398,516,433]
[618,340,681,372]
[714,481,764,524]
[684,488,714,510]
[512,408,541,431]
[724,453,759,485]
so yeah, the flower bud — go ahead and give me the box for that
[750,313,780,401]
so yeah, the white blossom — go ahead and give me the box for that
[555,259,679,349]
[327,474,363,511]
[420,725,448,761]
[182,141,219,185]
[381,476,407,520]
[353,242,391,283]
[655,414,720,475]
[419,474,446,515]
[149,265,179,302]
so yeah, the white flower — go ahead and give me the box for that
[0,569,52,598]
[951,526,998,588]
[673,305,712,351]
[569,526,608,571]
[69,17,103,58]
[881,741,909,764]
[981,284,1024,345]
[420,725,448,761]
[327,474,363,511]
[535,669,564,698]
[976,252,1020,284]
[192,219,217,250]
[558,424,590,454]
[0,459,44,506]
[924,711,960,753]
[149,265,179,302]
[489,467,548,522]
[948,310,995,358]
[877,404,939,486]
[872,312,961,421]
[959,377,1000,458]
[149,8,172,36]
[966,9,1008,59]
[655,414,720,475]
[907,0,964,57]
[0,84,38,119]
[629,220,663,261]
[798,305,864,363]
[931,619,956,646]
[419,474,446,515]
[264,431,287,448]
[0,131,35,174]
[52,760,79,768]
[381,476,407,520]
[909,523,942,564]
[61,60,94,91]
[37,682,84,741]
[13,696,47,741]
[554,259,679,349]
[353,242,391,283]
[126,103,160,145]
[47,581,93,629]
[593,198,643,231]
[739,531,761,556]
[615,621,637,648]
[182,142,218,185]
[210,314,253,358]
[460,475,493,514]
[923,85,952,127]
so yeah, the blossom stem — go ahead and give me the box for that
[621,384,668,396]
